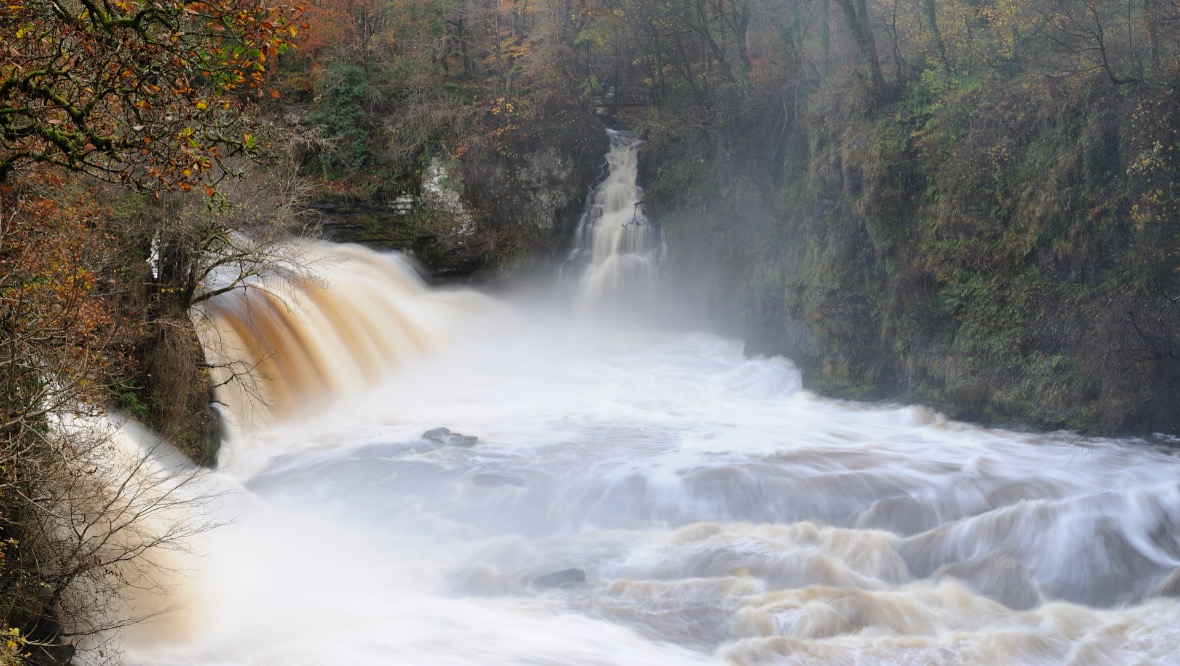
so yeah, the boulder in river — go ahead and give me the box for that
[529,568,586,588]
[422,427,478,447]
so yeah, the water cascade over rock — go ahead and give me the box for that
[193,241,482,433]
[564,130,666,313]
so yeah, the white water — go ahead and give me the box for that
[119,138,1180,665]
[565,130,665,314]
[194,242,482,433]
[125,294,1180,665]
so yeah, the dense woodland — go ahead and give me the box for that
[2,0,1180,663]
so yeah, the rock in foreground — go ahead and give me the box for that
[423,427,478,447]
[529,568,586,588]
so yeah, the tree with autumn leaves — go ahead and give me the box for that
[2,1,303,663]
[1,0,299,189]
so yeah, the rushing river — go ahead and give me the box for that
[119,133,1180,665]
[128,303,1180,665]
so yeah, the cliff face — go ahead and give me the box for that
[649,71,1180,437]
[312,114,608,281]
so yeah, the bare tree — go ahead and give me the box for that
[1,126,318,664]
[3,417,220,665]
[1041,0,1147,85]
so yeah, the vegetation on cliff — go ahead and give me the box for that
[275,0,608,276]
[286,2,1179,439]
[586,0,1180,436]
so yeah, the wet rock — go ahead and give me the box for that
[423,427,478,447]
[516,147,575,230]
[529,568,585,588]
[473,472,525,488]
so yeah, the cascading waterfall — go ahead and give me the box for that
[114,140,1180,666]
[565,130,666,312]
[193,241,483,436]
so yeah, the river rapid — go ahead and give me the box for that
[122,291,1180,665]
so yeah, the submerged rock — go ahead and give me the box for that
[529,568,586,588]
[422,427,478,447]
[472,472,525,488]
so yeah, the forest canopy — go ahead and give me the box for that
[1,0,299,189]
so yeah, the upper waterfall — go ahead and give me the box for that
[565,130,666,313]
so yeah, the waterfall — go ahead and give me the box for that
[193,241,483,435]
[195,131,664,439]
[42,414,221,655]
[565,130,666,313]
[127,316,1180,666]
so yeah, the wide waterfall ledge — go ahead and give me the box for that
[192,241,486,436]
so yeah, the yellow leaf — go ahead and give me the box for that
[195,101,207,110]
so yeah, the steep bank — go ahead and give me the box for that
[296,65,1180,437]
[648,70,1180,437]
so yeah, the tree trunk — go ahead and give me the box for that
[1143,0,1161,73]
[921,0,949,70]
[834,0,887,99]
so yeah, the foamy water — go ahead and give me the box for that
[124,298,1180,665]
[121,131,1180,665]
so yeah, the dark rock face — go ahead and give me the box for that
[422,427,478,447]
[529,568,586,588]
[472,472,525,488]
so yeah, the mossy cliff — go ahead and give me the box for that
[647,69,1180,437]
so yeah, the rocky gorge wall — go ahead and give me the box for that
[647,72,1180,438]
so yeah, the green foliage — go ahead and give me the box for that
[858,119,918,243]
[656,44,1180,435]
[308,65,378,175]
[119,388,151,421]
[1082,120,1121,196]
